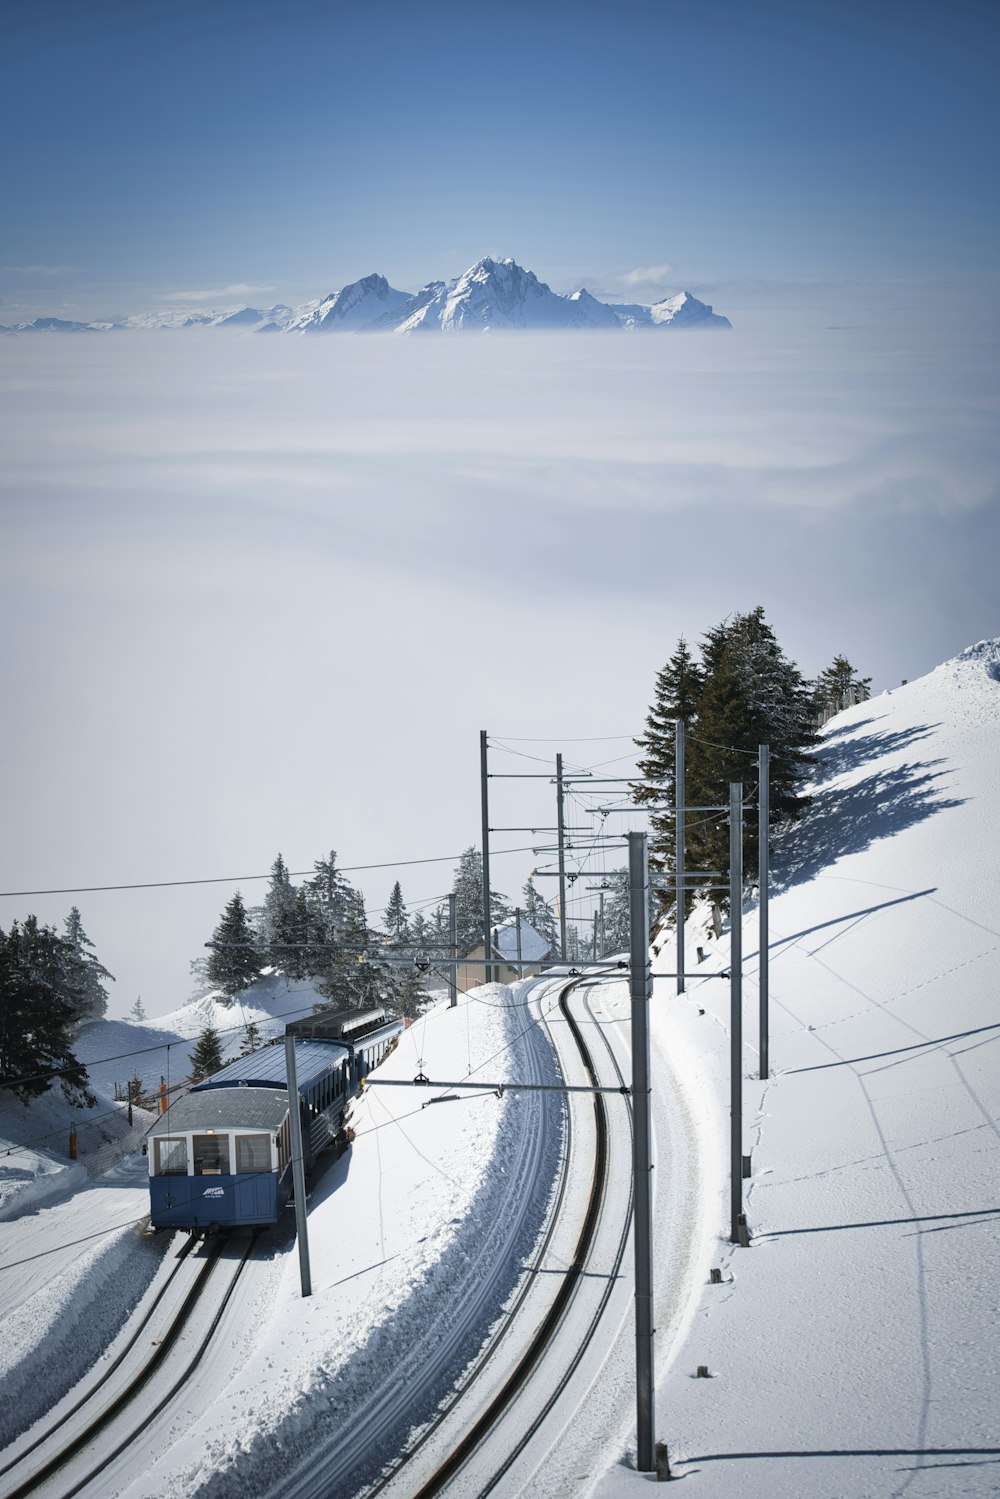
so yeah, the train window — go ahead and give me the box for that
[235,1134,271,1173]
[154,1137,187,1175]
[192,1133,230,1175]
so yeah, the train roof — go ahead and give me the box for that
[189,1038,350,1093]
[149,1086,289,1136]
[285,1005,392,1042]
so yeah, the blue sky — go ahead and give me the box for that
[3,0,999,317]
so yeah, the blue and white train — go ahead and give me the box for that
[147,1006,401,1232]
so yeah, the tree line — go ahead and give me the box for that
[205,846,562,1020]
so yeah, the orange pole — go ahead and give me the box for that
[159,1078,168,1114]
[68,1124,77,1160]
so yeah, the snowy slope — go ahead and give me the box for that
[593,638,1000,1498]
[385,257,617,333]
[285,273,411,332]
[607,290,732,329]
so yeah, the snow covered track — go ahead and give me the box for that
[0,1231,255,1499]
[373,976,636,1499]
[266,989,565,1499]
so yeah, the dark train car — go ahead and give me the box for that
[147,1006,401,1232]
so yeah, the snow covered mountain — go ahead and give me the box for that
[284,273,411,333]
[3,259,731,335]
[376,257,623,333]
[607,290,731,329]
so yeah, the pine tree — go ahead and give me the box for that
[189,1024,224,1081]
[262,854,299,968]
[634,638,705,881]
[634,609,818,912]
[61,907,113,1023]
[0,918,93,1105]
[383,881,409,943]
[811,655,872,724]
[685,608,817,901]
[238,1020,261,1056]
[451,847,510,956]
[129,996,146,1022]
[408,911,430,955]
[206,891,261,1000]
[522,878,558,952]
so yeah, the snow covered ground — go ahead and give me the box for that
[594,638,1000,1497]
[1,639,997,1499]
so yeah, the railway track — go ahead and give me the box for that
[273,981,568,1499]
[0,1231,255,1499]
[368,971,633,1499]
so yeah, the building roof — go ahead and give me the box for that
[493,917,550,965]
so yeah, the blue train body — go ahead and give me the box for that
[148,1006,401,1232]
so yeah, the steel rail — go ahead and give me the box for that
[0,1232,197,1481]
[471,978,635,1497]
[2,1233,255,1499]
[355,977,577,1499]
[408,971,632,1498]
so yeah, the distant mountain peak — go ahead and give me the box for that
[7,259,732,337]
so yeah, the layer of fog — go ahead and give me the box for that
[1,324,996,1017]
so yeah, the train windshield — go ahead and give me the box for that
[235,1134,271,1173]
[192,1133,230,1175]
[154,1137,188,1175]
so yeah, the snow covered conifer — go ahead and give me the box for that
[61,906,113,1023]
[383,881,409,943]
[812,655,872,724]
[451,847,509,956]
[206,891,260,1000]
[522,878,558,952]
[262,854,299,966]
[189,1024,223,1082]
[0,917,93,1105]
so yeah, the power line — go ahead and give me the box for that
[0,845,539,901]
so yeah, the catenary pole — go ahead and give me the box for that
[675,719,686,994]
[629,830,656,1471]
[556,752,568,963]
[729,783,744,1244]
[515,906,524,980]
[481,730,492,984]
[284,1034,312,1298]
[599,890,606,958]
[448,892,458,1007]
[758,744,770,1080]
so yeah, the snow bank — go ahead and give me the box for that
[597,638,1000,1498]
[0,1204,165,1447]
[120,982,564,1499]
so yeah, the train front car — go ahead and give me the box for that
[147,1037,351,1232]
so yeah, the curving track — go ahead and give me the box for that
[366,972,636,1499]
[0,1231,254,1499]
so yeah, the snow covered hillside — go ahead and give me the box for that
[1,640,995,1499]
[596,638,1000,1497]
[2,258,731,336]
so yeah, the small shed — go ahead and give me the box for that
[456,916,550,992]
